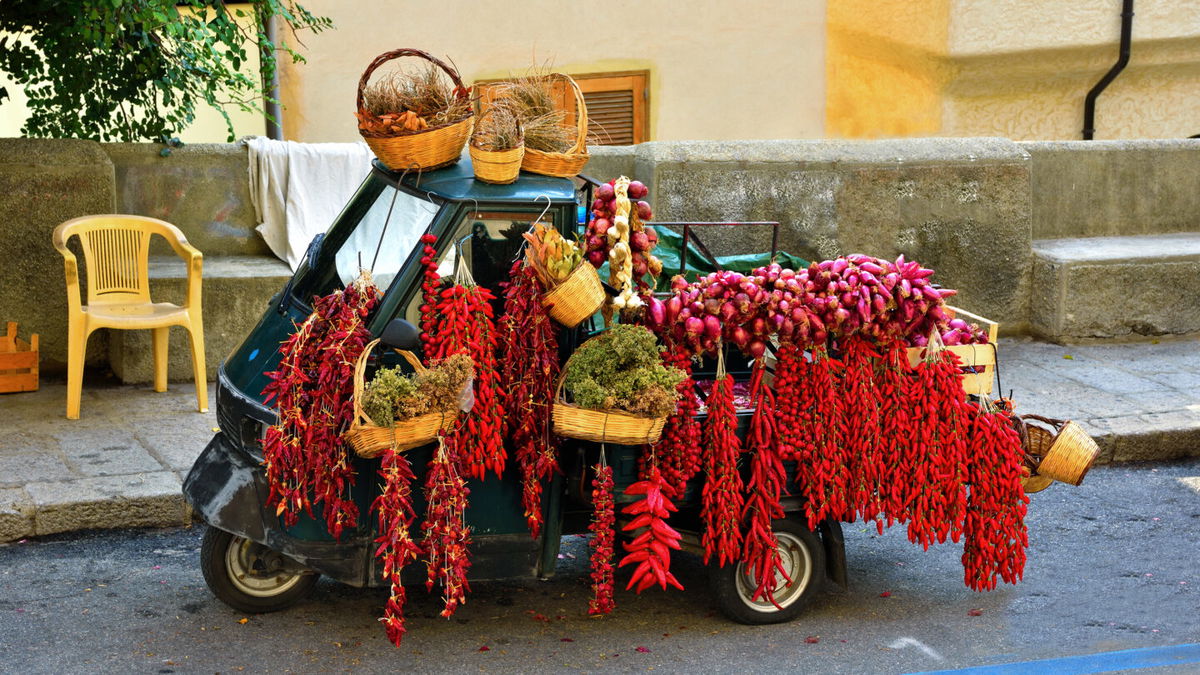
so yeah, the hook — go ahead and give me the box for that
[532,194,552,227]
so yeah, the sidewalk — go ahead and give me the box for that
[2,337,1198,542]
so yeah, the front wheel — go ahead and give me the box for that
[200,527,319,613]
[709,517,825,624]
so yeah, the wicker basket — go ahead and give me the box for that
[520,73,590,178]
[344,339,458,459]
[541,262,605,328]
[1020,414,1100,486]
[1019,424,1054,493]
[551,347,668,445]
[356,49,474,172]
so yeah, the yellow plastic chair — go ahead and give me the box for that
[53,215,207,419]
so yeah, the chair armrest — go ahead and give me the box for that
[52,228,82,313]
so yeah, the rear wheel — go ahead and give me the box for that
[709,517,825,624]
[200,527,318,613]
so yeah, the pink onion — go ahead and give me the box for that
[627,181,648,199]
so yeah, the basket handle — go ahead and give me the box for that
[1021,413,1067,431]
[558,74,589,155]
[355,48,469,113]
[352,338,427,427]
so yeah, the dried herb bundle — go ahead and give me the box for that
[360,64,471,132]
[360,353,474,426]
[495,71,573,153]
[471,103,522,151]
[564,324,685,418]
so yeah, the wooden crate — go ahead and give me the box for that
[906,306,999,397]
[0,321,39,393]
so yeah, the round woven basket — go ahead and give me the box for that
[344,339,458,458]
[551,348,668,445]
[542,263,605,328]
[356,49,474,172]
[1020,425,1054,493]
[1020,414,1100,486]
[520,73,590,178]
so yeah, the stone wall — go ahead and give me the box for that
[1021,140,1200,240]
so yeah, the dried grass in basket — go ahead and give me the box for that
[470,105,524,184]
[551,347,668,445]
[345,339,458,459]
[1019,414,1100,486]
[496,72,589,178]
[356,48,474,172]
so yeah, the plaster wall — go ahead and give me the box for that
[277,0,827,143]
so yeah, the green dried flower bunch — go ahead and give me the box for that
[362,353,474,426]
[564,324,686,418]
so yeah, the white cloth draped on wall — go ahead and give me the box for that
[245,136,376,270]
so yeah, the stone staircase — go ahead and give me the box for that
[1021,140,1200,344]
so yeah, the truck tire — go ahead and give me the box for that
[200,526,319,613]
[708,517,825,625]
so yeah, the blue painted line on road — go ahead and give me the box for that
[912,643,1200,675]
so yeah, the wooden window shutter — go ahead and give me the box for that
[573,71,649,145]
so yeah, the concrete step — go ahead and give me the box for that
[107,255,292,384]
[1031,233,1200,342]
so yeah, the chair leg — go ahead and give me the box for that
[152,326,169,393]
[186,320,208,413]
[66,321,88,420]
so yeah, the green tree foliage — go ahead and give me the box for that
[0,1,331,142]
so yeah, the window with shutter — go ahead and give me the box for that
[573,71,649,145]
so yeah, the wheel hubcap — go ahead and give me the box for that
[734,531,813,612]
[224,536,306,598]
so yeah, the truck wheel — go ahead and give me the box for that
[200,527,318,613]
[708,518,825,625]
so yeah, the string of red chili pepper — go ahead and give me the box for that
[873,339,917,530]
[644,342,702,498]
[838,336,885,526]
[787,346,850,531]
[421,436,471,617]
[701,365,745,567]
[588,460,616,615]
[372,444,423,646]
[619,467,684,593]
[497,261,560,538]
[741,360,791,607]
[416,235,506,479]
[262,274,378,540]
[905,351,971,549]
[962,405,1029,591]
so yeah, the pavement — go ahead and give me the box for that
[1,336,1198,543]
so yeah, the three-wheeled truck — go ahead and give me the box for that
[183,157,846,626]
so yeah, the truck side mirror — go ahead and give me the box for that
[380,318,421,351]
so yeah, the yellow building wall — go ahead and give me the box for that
[827,0,1200,140]
[277,0,827,143]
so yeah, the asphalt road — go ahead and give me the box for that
[2,459,1198,674]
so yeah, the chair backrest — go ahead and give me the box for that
[55,215,183,306]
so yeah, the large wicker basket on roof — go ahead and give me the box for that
[355,48,474,172]
[505,73,589,178]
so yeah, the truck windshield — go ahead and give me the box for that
[292,182,439,305]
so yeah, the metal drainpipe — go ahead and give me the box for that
[260,12,283,140]
[1083,0,1135,140]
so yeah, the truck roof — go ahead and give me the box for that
[377,157,578,204]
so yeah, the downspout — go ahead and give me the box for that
[260,12,284,140]
[1083,0,1134,140]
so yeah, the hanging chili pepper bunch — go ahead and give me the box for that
[373,444,422,646]
[962,403,1029,591]
[646,343,703,498]
[873,339,918,531]
[588,459,616,614]
[740,361,792,607]
[497,260,560,538]
[422,437,471,617]
[905,350,972,549]
[262,272,379,540]
[619,468,684,592]
[700,360,745,567]
[838,336,885,526]
[417,235,505,479]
